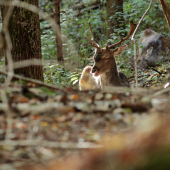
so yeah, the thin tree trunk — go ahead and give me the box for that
[106,0,125,39]
[54,0,64,63]
[159,0,170,31]
[1,0,44,81]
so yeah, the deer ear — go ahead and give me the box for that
[113,45,127,56]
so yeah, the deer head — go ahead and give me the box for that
[86,21,137,77]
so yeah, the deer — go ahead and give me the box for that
[137,29,170,69]
[83,21,136,91]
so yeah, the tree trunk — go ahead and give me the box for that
[54,0,64,63]
[1,0,44,81]
[159,0,170,31]
[106,0,125,39]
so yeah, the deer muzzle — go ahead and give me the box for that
[91,65,100,76]
[91,65,99,73]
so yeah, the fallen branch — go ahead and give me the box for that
[153,86,170,96]
[151,67,163,75]
[0,69,64,92]
[0,90,12,140]
[103,86,153,96]
[0,68,154,96]
[0,140,102,149]
[131,0,153,40]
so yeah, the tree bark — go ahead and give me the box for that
[1,0,44,81]
[106,0,125,39]
[54,0,64,63]
[159,0,170,31]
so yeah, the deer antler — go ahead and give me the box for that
[86,22,100,49]
[107,21,137,49]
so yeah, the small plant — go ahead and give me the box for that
[43,64,71,86]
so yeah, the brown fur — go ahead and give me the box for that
[137,29,170,69]
[139,29,158,42]
[85,21,135,90]
[91,45,129,91]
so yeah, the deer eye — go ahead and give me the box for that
[105,57,109,60]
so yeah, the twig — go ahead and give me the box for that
[151,67,163,75]
[0,59,43,71]
[153,86,170,96]
[0,69,64,92]
[94,85,153,96]
[131,0,153,41]
[0,90,12,140]
[0,1,16,140]
[12,59,43,69]
[133,39,138,87]
[131,0,153,87]
[1,1,15,87]
[0,140,102,149]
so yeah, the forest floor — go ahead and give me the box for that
[0,70,170,170]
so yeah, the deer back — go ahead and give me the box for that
[137,29,170,69]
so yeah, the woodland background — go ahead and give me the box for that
[0,0,170,170]
[42,0,170,87]
[41,0,170,87]
[1,0,169,87]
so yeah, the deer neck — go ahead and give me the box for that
[100,60,122,89]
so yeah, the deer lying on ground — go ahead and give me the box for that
[137,29,170,69]
[79,21,136,91]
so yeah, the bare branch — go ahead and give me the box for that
[0,69,64,91]
[0,90,12,140]
[1,1,15,87]
[133,39,138,87]
[153,86,170,97]
[12,59,43,69]
[0,140,102,149]
[131,0,153,87]
[131,0,153,40]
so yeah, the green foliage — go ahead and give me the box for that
[43,64,71,86]
[61,4,107,59]
[38,86,56,95]
[124,0,168,32]
[43,63,81,87]
[41,21,57,60]
[40,0,170,88]
[39,0,54,13]
[70,70,81,85]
